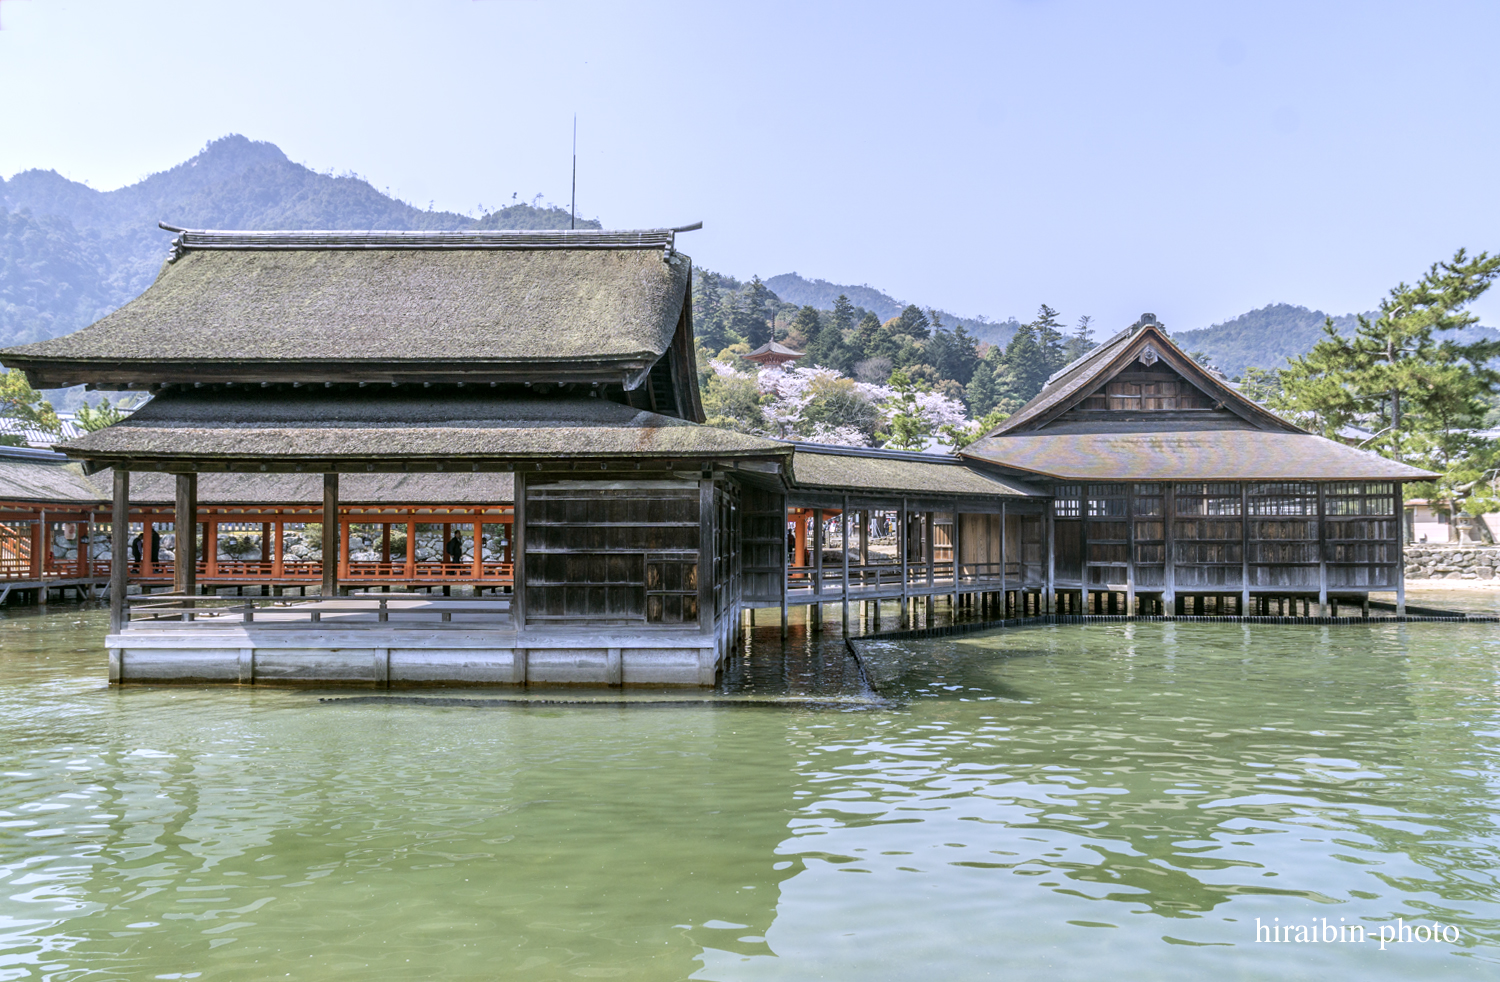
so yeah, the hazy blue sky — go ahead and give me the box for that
[3,1,1498,332]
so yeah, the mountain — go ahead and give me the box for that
[765,272,1021,346]
[0,134,598,355]
[1172,302,1500,377]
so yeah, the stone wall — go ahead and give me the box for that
[1405,544,1500,581]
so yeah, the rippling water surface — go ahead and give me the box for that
[1,604,1499,980]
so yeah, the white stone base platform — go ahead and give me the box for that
[106,624,727,687]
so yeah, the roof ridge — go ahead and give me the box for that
[158,225,696,259]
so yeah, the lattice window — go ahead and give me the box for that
[1088,484,1128,518]
[1054,485,1082,518]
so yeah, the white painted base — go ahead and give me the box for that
[105,619,735,687]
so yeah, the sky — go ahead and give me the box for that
[3,0,1500,333]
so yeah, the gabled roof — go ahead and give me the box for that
[54,388,789,471]
[0,447,106,504]
[963,315,1437,482]
[988,317,1294,436]
[788,443,1041,498]
[0,227,696,389]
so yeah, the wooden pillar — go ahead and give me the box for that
[110,471,129,635]
[841,497,850,632]
[174,473,197,597]
[812,508,824,631]
[1241,483,1251,615]
[1045,503,1056,614]
[699,479,715,636]
[339,513,351,586]
[899,498,910,628]
[780,498,789,639]
[381,523,391,564]
[405,517,417,579]
[142,521,154,578]
[1395,482,1406,617]
[205,517,219,578]
[322,473,338,597]
[81,516,92,580]
[1163,482,1176,608]
[1124,484,1135,615]
[272,520,285,579]
[473,518,484,581]
[999,500,1007,617]
[1316,482,1329,615]
[260,522,271,562]
[28,514,42,579]
[512,474,528,627]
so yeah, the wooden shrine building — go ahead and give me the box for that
[962,314,1435,616]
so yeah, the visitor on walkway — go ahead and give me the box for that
[446,531,464,565]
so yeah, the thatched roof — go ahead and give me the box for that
[0,448,105,504]
[1,229,694,389]
[55,388,788,470]
[790,445,1041,498]
[965,419,1438,481]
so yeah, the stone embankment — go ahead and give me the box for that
[1406,544,1500,581]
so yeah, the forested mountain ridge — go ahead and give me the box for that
[0,134,596,353]
[765,272,1022,346]
[1172,302,1500,377]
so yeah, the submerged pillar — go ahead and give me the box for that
[174,473,197,599]
[110,470,129,636]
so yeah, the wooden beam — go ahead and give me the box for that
[699,478,714,635]
[512,473,527,627]
[110,470,129,634]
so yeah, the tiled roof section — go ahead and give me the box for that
[790,446,1041,498]
[965,421,1437,481]
[742,340,805,359]
[55,389,789,467]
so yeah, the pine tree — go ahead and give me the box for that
[994,322,1051,405]
[743,276,773,349]
[895,304,931,340]
[693,270,733,353]
[790,305,823,357]
[965,361,999,416]
[1280,248,1500,474]
[1031,304,1069,376]
[1063,314,1095,363]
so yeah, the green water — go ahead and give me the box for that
[1,606,1499,980]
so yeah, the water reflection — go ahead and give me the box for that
[0,606,1498,980]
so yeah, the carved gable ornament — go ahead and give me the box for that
[1139,344,1160,367]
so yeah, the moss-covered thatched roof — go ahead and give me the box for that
[1,230,693,389]
[56,389,787,470]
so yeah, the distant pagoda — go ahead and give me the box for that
[741,339,805,368]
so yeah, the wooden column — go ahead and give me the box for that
[898,499,909,627]
[81,517,92,580]
[272,520,285,579]
[110,471,129,634]
[28,515,42,579]
[512,474,527,627]
[260,522,271,562]
[339,514,351,585]
[812,508,824,629]
[142,522,154,578]
[405,518,417,579]
[1163,482,1175,608]
[473,517,484,581]
[1395,482,1406,617]
[841,497,850,632]
[699,479,715,635]
[1045,504,1056,614]
[999,500,1007,616]
[443,523,452,566]
[1240,483,1251,615]
[1316,482,1329,615]
[382,523,392,564]
[174,473,197,597]
[779,498,788,638]
[321,473,338,597]
[205,518,219,578]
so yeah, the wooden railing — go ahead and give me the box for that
[124,592,513,627]
[92,559,512,585]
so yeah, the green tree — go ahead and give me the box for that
[877,368,934,450]
[993,322,1050,406]
[1031,304,1069,376]
[965,360,1000,416]
[743,276,773,349]
[1063,314,1095,363]
[1279,248,1500,475]
[693,270,734,352]
[895,304,931,340]
[75,397,128,432]
[0,370,60,445]
[789,305,823,354]
[940,408,1011,451]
